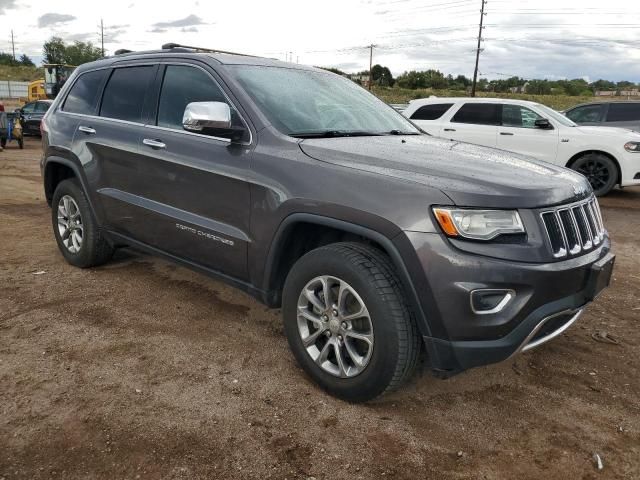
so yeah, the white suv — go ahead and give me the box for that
[403,97,640,196]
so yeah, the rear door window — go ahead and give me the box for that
[100,66,156,123]
[451,103,500,125]
[566,104,604,123]
[63,70,107,115]
[606,103,640,122]
[410,103,453,120]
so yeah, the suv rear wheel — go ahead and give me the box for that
[282,242,420,402]
[571,153,618,196]
[51,179,114,268]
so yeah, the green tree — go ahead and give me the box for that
[371,64,394,87]
[19,53,35,66]
[64,41,103,65]
[0,51,18,66]
[43,37,67,64]
[43,37,103,65]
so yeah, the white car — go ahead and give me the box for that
[403,97,640,196]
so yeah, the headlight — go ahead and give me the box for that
[624,141,640,152]
[433,207,525,240]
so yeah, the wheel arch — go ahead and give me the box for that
[262,213,436,340]
[566,150,622,184]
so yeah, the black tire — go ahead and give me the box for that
[571,153,618,197]
[51,178,114,268]
[282,242,420,402]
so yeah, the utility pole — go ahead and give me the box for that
[10,30,16,61]
[471,0,487,97]
[100,19,105,57]
[368,44,375,91]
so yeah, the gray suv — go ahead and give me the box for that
[565,101,640,131]
[40,44,615,402]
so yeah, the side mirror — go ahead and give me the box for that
[534,118,553,130]
[183,101,232,132]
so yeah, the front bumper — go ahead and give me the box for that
[402,231,613,374]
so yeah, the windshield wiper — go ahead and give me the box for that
[387,129,421,135]
[289,130,385,139]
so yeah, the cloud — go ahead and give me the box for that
[150,27,167,33]
[181,26,198,33]
[38,13,76,28]
[152,14,206,29]
[0,0,17,14]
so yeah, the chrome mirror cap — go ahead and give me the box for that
[182,101,232,132]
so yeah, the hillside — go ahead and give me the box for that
[0,65,43,82]
[371,86,598,111]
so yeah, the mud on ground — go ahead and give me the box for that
[1,138,639,479]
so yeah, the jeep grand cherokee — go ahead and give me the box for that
[40,44,615,402]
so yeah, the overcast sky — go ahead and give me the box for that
[1,0,639,82]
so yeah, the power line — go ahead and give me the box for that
[471,0,487,97]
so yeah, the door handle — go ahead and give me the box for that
[443,128,456,132]
[78,126,96,134]
[143,138,166,149]
[500,132,514,136]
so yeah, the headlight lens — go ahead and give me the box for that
[433,207,525,240]
[624,141,640,152]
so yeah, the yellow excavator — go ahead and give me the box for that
[26,64,77,102]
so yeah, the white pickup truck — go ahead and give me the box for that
[403,97,640,196]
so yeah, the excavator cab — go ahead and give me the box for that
[44,64,76,99]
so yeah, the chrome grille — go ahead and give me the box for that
[541,197,606,258]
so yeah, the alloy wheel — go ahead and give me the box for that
[296,275,374,378]
[576,159,611,192]
[57,195,83,254]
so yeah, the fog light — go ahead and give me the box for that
[470,289,514,314]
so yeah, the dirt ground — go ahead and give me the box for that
[1,138,639,480]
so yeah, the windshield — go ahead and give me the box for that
[536,103,577,127]
[229,66,420,137]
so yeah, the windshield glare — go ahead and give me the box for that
[536,103,577,127]
[230,66,420,136]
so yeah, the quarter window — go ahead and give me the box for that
[566,105,604,123]
[157,65,245,134]
[410,103,453,121]
[606,103,640,122]
[451,103,500,125]
[100,66,155,123]
[501,104,543,128]
[63,70,107,115]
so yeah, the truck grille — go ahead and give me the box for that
[540,197,605,258]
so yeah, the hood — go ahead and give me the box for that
[299,135,592,209]
[574,125,640,138]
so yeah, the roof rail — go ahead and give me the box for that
[114,49,133,55]
[161,42,261,58]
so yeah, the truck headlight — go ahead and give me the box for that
[433,207,525,240]
[624,141,640,152]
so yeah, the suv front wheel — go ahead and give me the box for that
[51,179,114,268]
[282,242,420,402]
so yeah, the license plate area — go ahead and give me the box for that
[586,253,615,301]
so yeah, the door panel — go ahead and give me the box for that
[132,127,251,280]
[441,103,499,148]
[439,122,497,148]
